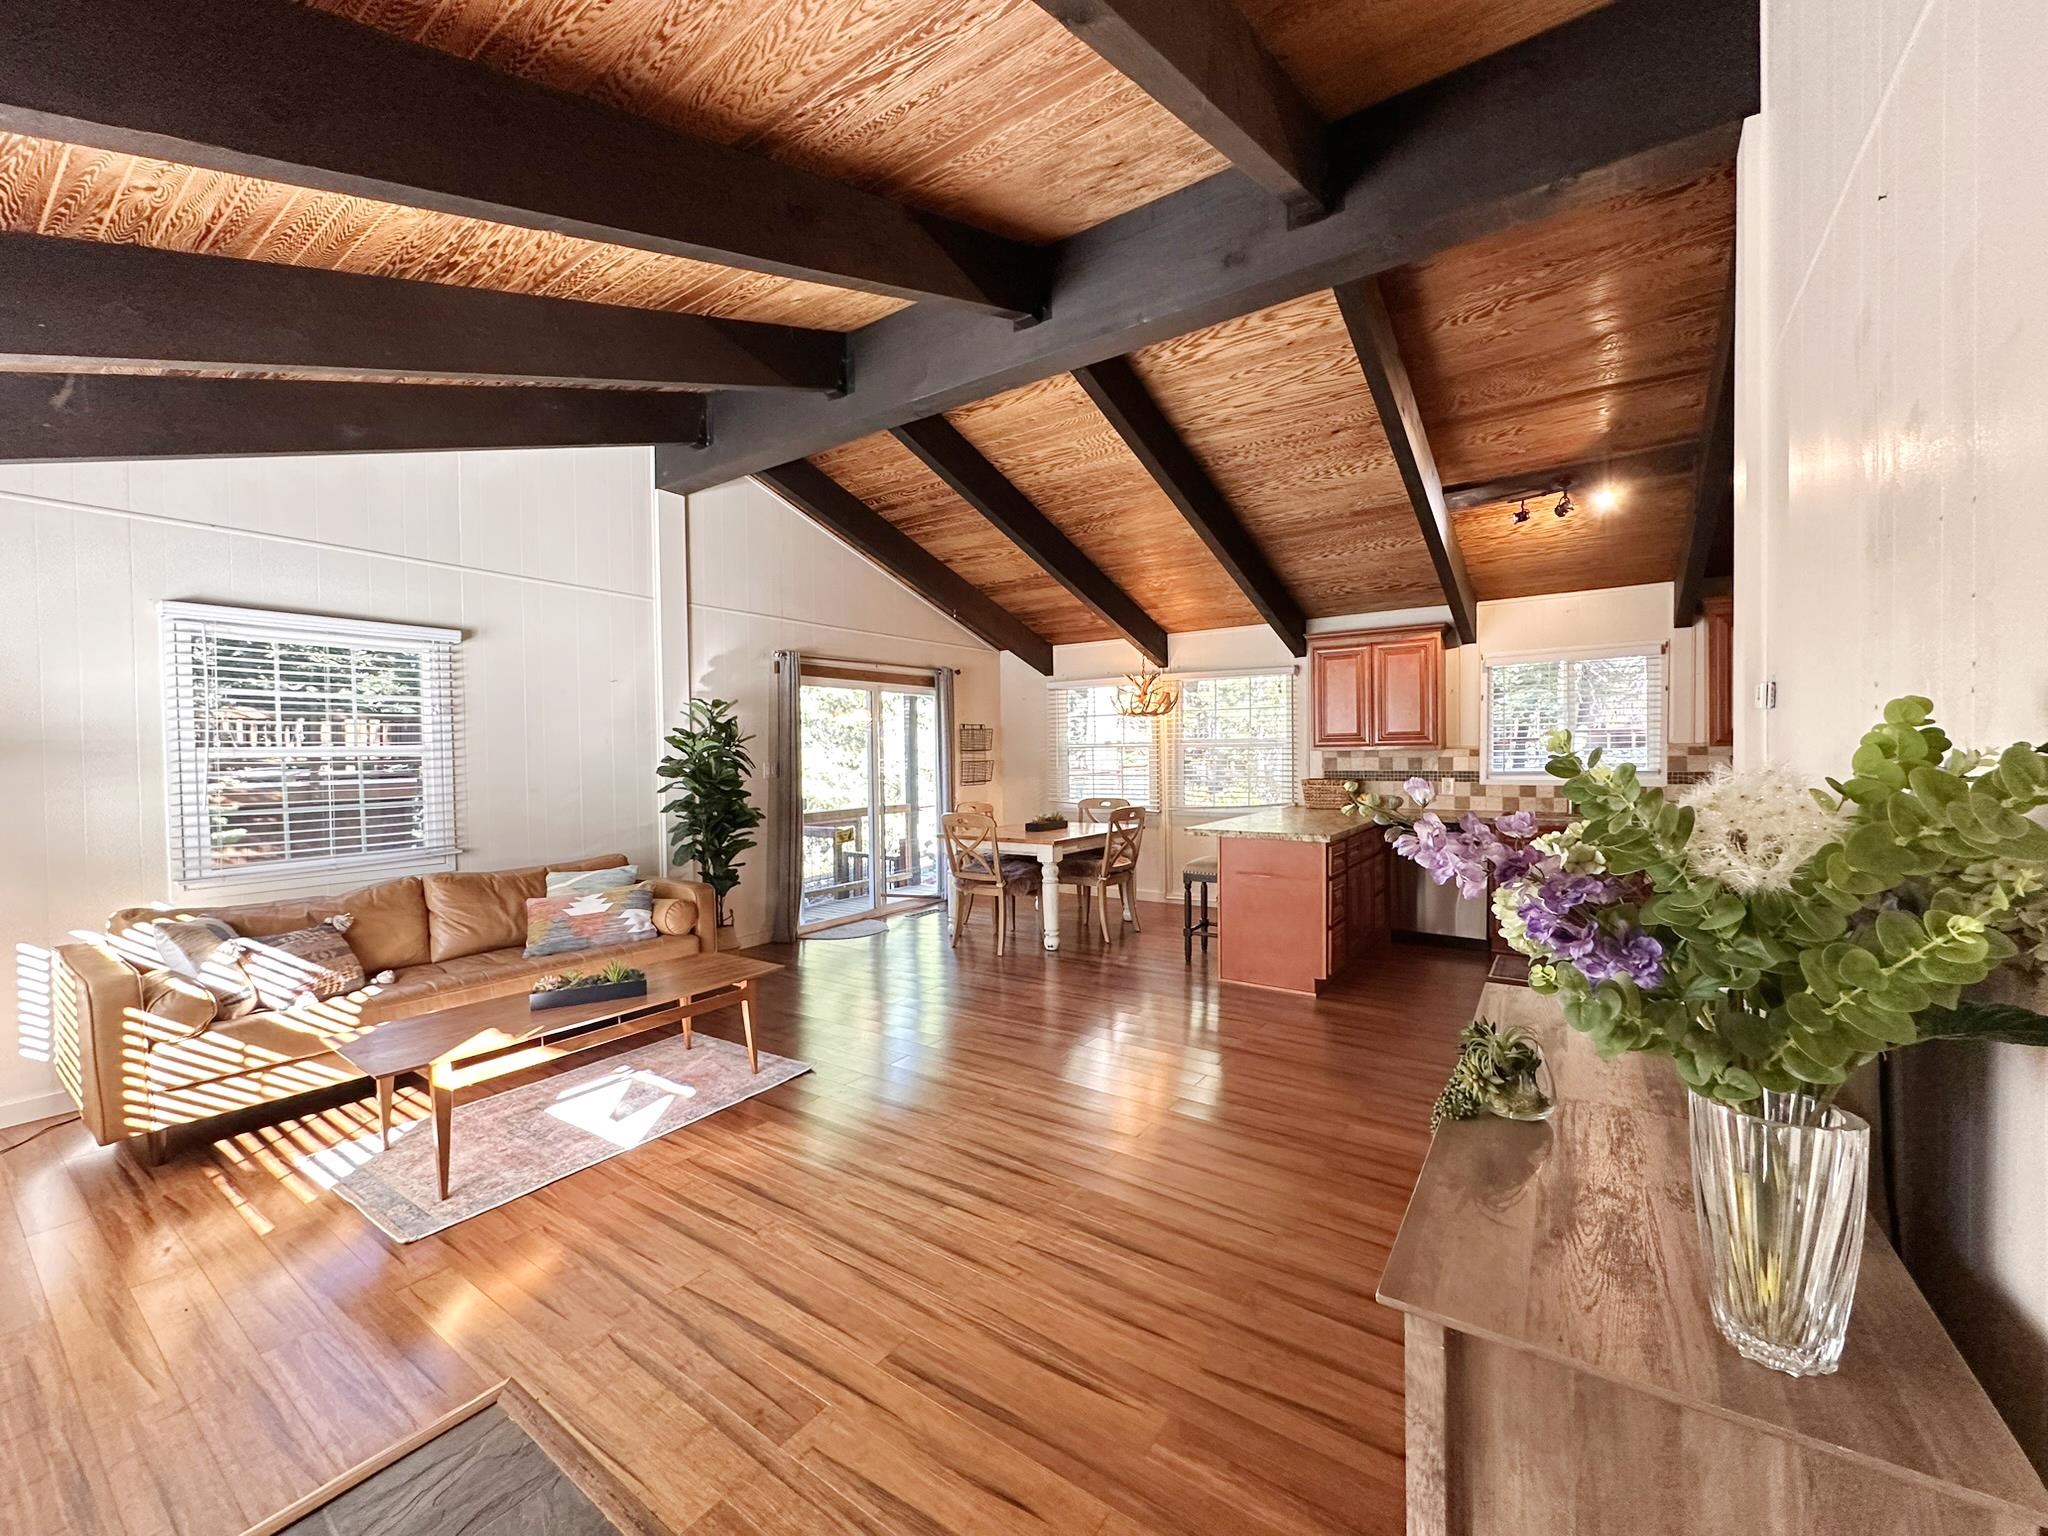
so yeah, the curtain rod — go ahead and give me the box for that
[774,651,960,676]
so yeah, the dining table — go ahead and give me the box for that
[989,823,1130,950]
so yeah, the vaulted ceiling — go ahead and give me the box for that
[0,0,1755,666]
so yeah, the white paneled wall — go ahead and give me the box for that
[0,447,663,1124]
[1741,0,2048,1462]
[665,479,1007,948]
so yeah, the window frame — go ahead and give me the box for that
[1480,642,1668,786]
[1046,679,1164,813]
[1169,667,1301,813]
[160,600,462,891]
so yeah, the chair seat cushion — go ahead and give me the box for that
[999,856,1043,884]
[1182,855,1218,882]
[1057,853,1104,879]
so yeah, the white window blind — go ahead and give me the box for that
[1172,670,1298,810]
[161,602,460,887]
[1047,683,1161,811]
[1484,645,1666,783]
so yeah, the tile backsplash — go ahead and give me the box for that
[1306,745,1732,821]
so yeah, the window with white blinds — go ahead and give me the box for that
[1046,683,1161,811]
[161,602,461,887]
[1173,670,1298,810]
[1484,646,1667,783]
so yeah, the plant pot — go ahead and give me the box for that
[529,979,648,1011]
[1687,1089,1871,1377]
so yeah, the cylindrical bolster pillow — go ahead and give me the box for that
[651,897,691,936]
[139,970,220,1038]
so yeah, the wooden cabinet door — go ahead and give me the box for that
[1311,645,1370,748]
[1370,635,1440,746]
[1702,594,1734,748]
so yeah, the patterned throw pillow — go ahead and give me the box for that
[234,915,367,1010]
[544,865,640,895]
[524,882,656,959]
[149,917,259,1020]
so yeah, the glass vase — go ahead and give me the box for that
[1686,1089,1870,1377]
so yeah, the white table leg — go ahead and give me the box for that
[1038,848,1062,950]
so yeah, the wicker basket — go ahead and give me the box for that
[1301,777,1353,809]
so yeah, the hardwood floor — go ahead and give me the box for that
[0,905,1487,1536]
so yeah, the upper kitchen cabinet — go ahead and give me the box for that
[1308,626,1446,749]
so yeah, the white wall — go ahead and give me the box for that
[1740,0,2048,1464]
[665,478,1007,947]
[0,447,665,1127]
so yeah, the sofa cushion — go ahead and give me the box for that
[235,918,367,1010]
[334,875,430,973]
[547,854,630,877]
[422,868,547,962]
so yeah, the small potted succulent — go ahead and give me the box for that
[529,962,648,1011]
[1430,1018,1554,1133]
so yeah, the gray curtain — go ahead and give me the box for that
[934,666,957,902]
[770,650,804,945]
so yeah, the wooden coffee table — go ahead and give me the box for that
[334,953,781,1199]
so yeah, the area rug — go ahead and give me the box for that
[805,918,890,940]
[301,1033,810,1242]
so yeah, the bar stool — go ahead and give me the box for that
[1182,855,1217,961]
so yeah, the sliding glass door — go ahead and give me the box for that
[797,675,941,933]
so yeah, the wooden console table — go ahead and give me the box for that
[1379,982,2048,1534]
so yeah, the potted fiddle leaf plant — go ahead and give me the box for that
[1348,698,2048,1378]
[658,698,766,945]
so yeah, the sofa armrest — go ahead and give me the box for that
[646,878,716,939]
[51,941,145,1145]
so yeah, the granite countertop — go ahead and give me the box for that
[1189,807,1381,844]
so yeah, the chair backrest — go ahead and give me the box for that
[955,799,995,817]
[1077,797,1131,826]
[942,811,1002,885]
[1102,805,1145,876]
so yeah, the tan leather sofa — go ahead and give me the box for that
[50,854,714,1155]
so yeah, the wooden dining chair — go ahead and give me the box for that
[1058,806,1145,943]
[955,800,995,816]
[942,811,1039,956]
[1076,797,1131,826]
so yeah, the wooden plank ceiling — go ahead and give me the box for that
[0,0,1748,643]
[806,159,1733,635]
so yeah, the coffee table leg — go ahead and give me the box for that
[376,1075,393,1150]
[431,1071,454,1200]
[740,980,759,1073]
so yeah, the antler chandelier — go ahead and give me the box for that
[1114,665,1179,718]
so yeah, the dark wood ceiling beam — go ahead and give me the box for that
[660,0,1759,494]
[1032,0,1326,223]
[1072,357,1306,656]
[754,461,1055,675]
[0,374,706,462]
[0,0,1046,318]
[0,234,845,393]
[891,415,1170,667]
[1332,276,1476,645]
[1675,271,1738,625]
[1442,441,1701,513]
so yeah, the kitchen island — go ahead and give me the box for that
[1194,807,1391,993]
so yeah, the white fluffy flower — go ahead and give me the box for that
[1680,764,1841,893]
